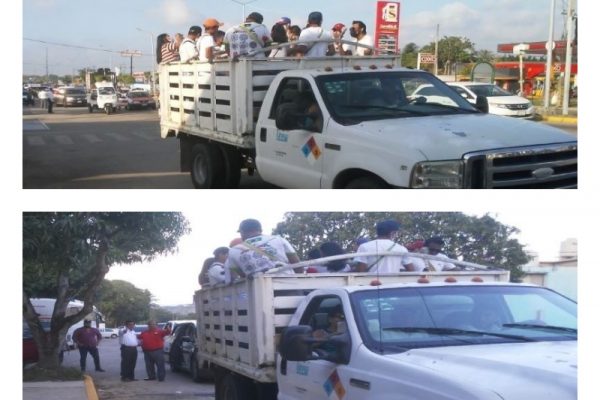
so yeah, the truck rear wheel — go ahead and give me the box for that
[217,144,242,188]
[191,142,225,189]
[220,374,253,400]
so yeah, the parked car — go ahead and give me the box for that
[447,82,535,118]
[167,322,211,382]
[99,327,118,338]
[23,90,35,106]
[126,90,156,110]
[163,320,196,355]
[53,86,88,107]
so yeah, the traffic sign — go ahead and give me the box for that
[419,53,436,64]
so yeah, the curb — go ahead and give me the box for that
[541,115,577,124]
[83,375,99,400]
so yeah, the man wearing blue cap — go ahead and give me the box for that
[354,219,414,273]
[295,11,335,57]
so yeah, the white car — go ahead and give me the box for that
[164,320,197,356]
[99,328,118,338]
[447,82,535,118]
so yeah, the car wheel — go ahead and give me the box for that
[190,142,225,189]
[345,176,389,189]
[111,334,117,338]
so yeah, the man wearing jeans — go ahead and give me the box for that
[139,320,171,381]
[72,320,105,372]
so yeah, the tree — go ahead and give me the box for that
[473,49,496,64]
[273,212,528,281]
[421,36,475,74]
[23,212,190,369]
[95,280,153,327]
[401,42,419,69]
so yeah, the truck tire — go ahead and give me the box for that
[345,176,388,189]
[190,357,212,382]
[217,144,242,188]
[191,142,225,189]
[220,374,253,400]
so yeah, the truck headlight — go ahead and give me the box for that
[488,102,508,109]
[411,160,464,188]
[66,97,74,101]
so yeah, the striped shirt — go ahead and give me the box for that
[161,41,179,64]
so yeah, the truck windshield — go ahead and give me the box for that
[315,71,478,125]
[99,87,115,95]
[350,285,577,354]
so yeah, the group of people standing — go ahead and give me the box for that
[156,10,377,65]
[199,218,456,288]
[72,319,173,382]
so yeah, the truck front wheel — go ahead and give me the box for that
[191,143,225,189]
[345,176,389,189]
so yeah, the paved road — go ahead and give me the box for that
[61,338,215,400]
[22,105,577,189]
[22,105,275,189]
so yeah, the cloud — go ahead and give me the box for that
[161,0,193,25]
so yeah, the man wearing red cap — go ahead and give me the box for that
[331,23,350,56]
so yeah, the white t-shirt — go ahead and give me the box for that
[179,38,198,63]
[408,252,455,272]
[225,22,272,58]
[298,27,333,57]
[225,234,297,281]
[197,34,215,62]
[354,239,409,273]
[38,90,47,100]
[349,34,374,55]
[207,261,226,285]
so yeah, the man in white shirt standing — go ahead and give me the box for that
[119,320,139,381]
[198,18,223,62]
[422,237,457,271]
[179,25,202,63]
[354,220,414,273]
[296,11,335,57]
[224,12,272,58]
[348,20,374,56]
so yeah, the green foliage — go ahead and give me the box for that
[118,74,136,85]
[421,36,476,74]
[23,212,190,369]
[273,212,528,281]
[95,280,152,326]
[401,42,419,68]
[149,305,176,322]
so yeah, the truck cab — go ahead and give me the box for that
[88,81,118,114]
[278,283,577,400]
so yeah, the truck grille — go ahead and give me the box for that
[505,103,530,110]
[464,143,577,188]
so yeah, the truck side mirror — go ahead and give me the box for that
[475,96,489,113]
[279,325,314,361]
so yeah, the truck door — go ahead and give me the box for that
[279,296,361,400]
[256,78,325,188]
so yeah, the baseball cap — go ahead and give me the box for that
[188,25,202,35]
[376,219,401,236]
[308,11,323,23]
[238,218,262,233]
[332,23,345,32]
[247,12,264,24]
[277,17,291,25]
[203,18,223,28]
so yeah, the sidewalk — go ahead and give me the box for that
[23,375,98,400]
[535,106,578,125]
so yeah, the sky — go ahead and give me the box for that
[105,207,580,306]
[21,0,578,76]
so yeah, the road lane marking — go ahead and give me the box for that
[23,120,49,131]
[105,132,130,141]
[54,135,75,145]
[82,134,102,143]
[26,136,45,146]
[72,171,187,181]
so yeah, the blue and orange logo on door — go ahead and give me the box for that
[323,369,346,399]
[301,136,322,165]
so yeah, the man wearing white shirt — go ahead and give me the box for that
[348,20,374,56]
[423,237,456,271]
[179,26,202,63]
[296,11,335,57]
[354,220,414,273]
[119,320,139,381]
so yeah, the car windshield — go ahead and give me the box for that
[65,88,86,95]
[466,84,513,97]
[130,91,150,98]
[99,87,115,95]
[351,285,577,355]
[315,71,477,125]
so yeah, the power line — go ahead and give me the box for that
[23,37,151,57]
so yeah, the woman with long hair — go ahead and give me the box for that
[156,33,181,64]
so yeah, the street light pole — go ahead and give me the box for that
[544,0,556,110]
[230,0,258,22]
[136,27,157,95]
[561,0,575,115]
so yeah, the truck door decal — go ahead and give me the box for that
[296,363,309,376]
[276,131,289,142]
[301,136,322,165]
[323,369,346,399]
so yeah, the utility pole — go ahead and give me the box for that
[544,0,556,110]
[230,0,258,22]
[434,24,439,76]
[120,50,142,76]
[562,0,575,115]
[45,47,49,83]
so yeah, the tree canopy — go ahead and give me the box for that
[273,212,528,280]
[22,212,190,368]
[95,280,153,327]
